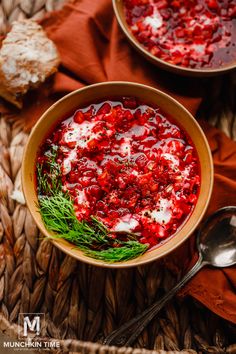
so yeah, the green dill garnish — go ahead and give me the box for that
[36,150,148,262]
[84,241,147,262]
[37,146,61,196]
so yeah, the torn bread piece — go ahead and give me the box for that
[0,19,60,108]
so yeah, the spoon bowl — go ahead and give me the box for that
[198,206,236,267]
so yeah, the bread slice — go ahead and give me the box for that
[0,19,60,108]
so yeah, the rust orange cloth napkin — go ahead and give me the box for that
[3,0,236,323]
[166,121,236,324]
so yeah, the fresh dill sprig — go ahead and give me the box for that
[38,192,148,262]
[39,192,109,248]
[36,150,148,262]
[37,146,61,196]
[83,241,148,262]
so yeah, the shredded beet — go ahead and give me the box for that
[38,98,200,248]
[124,0,236,69]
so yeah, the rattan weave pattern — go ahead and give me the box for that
[0,0,65,34]
[0,1,236,354]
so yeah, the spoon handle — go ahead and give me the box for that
[104,255,205,347]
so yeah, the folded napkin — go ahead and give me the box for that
[4,0,236,323]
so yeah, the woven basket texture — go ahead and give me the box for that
[0,1,236,354]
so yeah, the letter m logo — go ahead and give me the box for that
[23,315,40,336]
[18,313,44,339]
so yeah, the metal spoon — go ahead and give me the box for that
[104,206,236,347]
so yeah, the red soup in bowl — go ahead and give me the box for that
[122,0,236,70]
[36,96,200,262]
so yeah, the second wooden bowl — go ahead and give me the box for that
[113,0,236,77]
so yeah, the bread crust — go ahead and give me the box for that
[0,19,60,108]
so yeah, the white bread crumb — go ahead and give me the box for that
[11,190,25,205]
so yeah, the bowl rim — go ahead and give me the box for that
[112,0,236,77]
[22,81,214,268]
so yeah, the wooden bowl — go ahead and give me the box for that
[113,0,236,77]
[22,82,213,268]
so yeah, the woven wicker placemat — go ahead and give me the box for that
[0,1,236,354]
